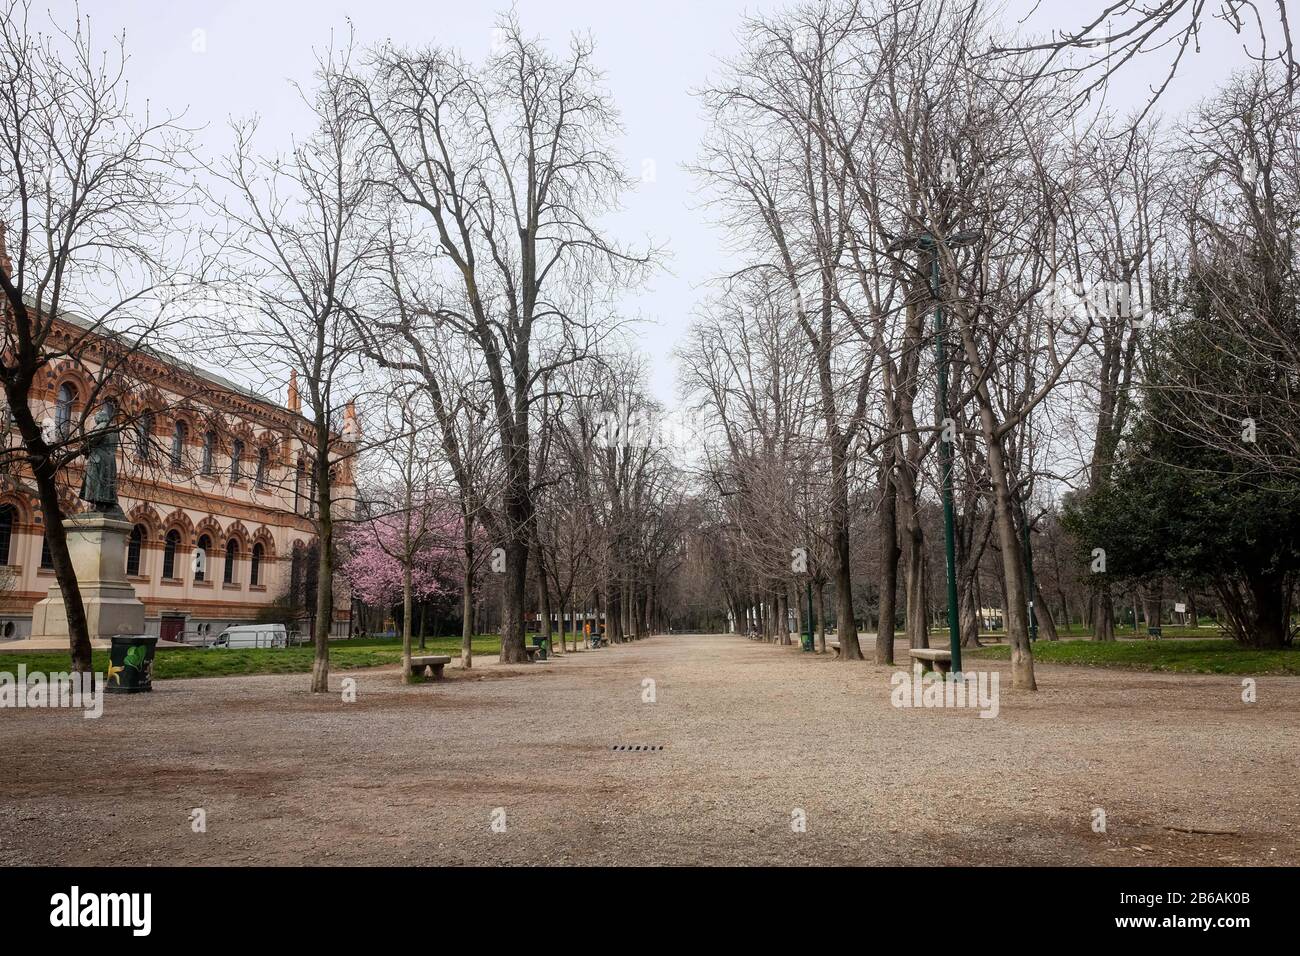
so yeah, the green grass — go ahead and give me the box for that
[968,637,1300,675]
[0,634,505,681]
[949,624,1225,640]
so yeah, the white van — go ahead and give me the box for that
[210,624,287,649]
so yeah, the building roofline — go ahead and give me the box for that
[15,295,309,426]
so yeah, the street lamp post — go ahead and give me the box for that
[887,228,981,676]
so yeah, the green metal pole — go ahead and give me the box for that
[933,251,963,674]
[806,579,814,652]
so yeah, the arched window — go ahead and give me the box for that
[55,383,75,438]
[136,412,154,461]
[230,439,244,483]
[195,534,211,582]
[126,524,145,576]
[256,447,269,489]
[202,430,216,475]
[171,421,187,468]
[251,542,264,586]
[0,505,13,565]
[162,529,180,579]
[223,538,238,584]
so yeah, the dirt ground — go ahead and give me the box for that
[2,633,1297,866]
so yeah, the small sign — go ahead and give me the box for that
[1174,602,1186,613]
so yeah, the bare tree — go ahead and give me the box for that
[347,15,650,662]
[204,48,375,692]
[351,383,450,680]
[697,3,879,659]
[0,0,197,671]
[993,0,1299,123]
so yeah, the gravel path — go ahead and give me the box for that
[2,633,1297,865]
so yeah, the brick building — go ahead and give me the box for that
[0,310,355,643]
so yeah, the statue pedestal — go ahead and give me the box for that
[31,512,146,641]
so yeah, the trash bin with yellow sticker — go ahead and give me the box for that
[105,635,158,693]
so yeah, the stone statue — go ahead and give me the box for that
[80,405,123,518]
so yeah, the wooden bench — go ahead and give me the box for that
[408,655,451,680]
[909,647,953,674]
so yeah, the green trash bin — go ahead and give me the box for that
[106,635,158,693]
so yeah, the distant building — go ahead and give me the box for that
[0,310,355,642]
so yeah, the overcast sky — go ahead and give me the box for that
[45,0,1274,405]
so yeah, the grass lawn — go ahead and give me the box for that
[960,624,1224,640]
[0,634,506,680]
[968,637,1300,675]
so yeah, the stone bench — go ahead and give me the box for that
[408,655,451,680]
[909,647,953,674]
[827,640,840,657]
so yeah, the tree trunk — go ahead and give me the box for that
[904,513,929,650]
[534,541,552,654]
[980,424,1036,689]
[792,583,802,646]
[7,380,93,673]
[310,446,333,694]
[645,582,655,637]
[556,594,567,654]
[1036,589,1060,641]
[815,582,827,653]
[1217,571,1293,649]
[1142,580,1163,630]
[461,518,474,669]
[400,565,414,682]
[876,454,900,665]
[774,587,785,647]
[959,574,980,648]
[499,539,529,662]
[1093,587,1116,641]
[829,429,862,660]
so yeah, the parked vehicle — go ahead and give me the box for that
[209,624,287,649]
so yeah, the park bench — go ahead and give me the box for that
[1147,626,1163,640]
[827,639,840,657]
[408,655,451,680]
[909,647,953,674]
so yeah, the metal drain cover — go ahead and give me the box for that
[611,745,664,751]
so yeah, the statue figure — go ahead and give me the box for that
[80,405,123,518]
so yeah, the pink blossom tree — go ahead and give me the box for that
[343,389,465,679]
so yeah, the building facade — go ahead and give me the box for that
[0,316,354,643]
